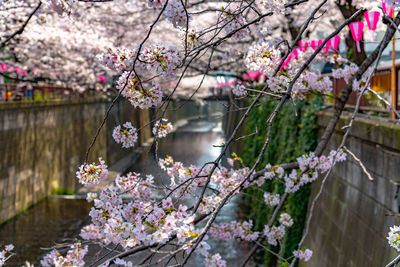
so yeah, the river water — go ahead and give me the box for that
[0,102,250,266]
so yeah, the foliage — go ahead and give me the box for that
[241,94,323,266]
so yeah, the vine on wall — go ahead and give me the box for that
[241,95,323,266]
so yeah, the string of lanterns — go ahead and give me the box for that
[291,0,394,63]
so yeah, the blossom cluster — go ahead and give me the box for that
[231,83,247,97]
[112,122,138,148]
[81,172,198,251]
[264,192,280,206]
[180,28,204,50]
[263,225,286,246]
[204,253,227,267]
[76,158,108,187]
[159,155,253,212]
[139,43,184,78]
[387,225,400,251]
[41,242,88,267]
[165,0,191,28]
[97,47,137,72]
[352,67,374,92]
[260,0,288,14]
[42,0,75,16]
[0,244,14,267]
[293,248,313,262]
[220,6,250,41]
[259,150,346,193]
[153,118,173,138]
[265,50,335,98]
[283,150,347,193]
[209,220,259,242]
[332,61,358,84]
[117,71,163,109]
[245,40,281,77]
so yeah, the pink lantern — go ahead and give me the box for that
[364,11,380,31]
[364,11,380,43]
[98,76,106,82]
[323,39,332,55]
[8,66,14,72]
[21,70,27,75]
[293,48,299,59]
[15,68,20,75]
[282,54,293,68]
[310,40,317,50]
[349,21,364,53]
[332,35,341,52]
[248,71,261,80]
[382,1,393,17]
[298,40,309,52]
[1,64,7,72]
[317,40,323,49]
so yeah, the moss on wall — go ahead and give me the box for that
[241,95,323,266]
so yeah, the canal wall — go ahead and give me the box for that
[0,98,151,223]
[301,111,400,267]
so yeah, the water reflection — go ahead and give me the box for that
[0,198,92,266]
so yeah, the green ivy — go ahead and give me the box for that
[241,94,323,266]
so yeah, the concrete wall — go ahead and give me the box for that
[0,98,150,223]
[301,111,400,267]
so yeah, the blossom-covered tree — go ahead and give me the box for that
[2,0,400,266]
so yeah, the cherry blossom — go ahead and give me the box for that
[153,118,173,138]
[231,83,247,97]
[118,72,163,109]
[260,0,289,14]
[40,242,88,267]
[264,192,280,206]
[97,47,137,72]
[388,226,400,251]
[0,244,14,267]
[245,40,281,77]
[139,43,183,78]
[112,122,138,148]
[293,248,313,262]
[278,213,294,227]
[76,158,108,187]
[204,253,227,267]
[165,0,191,28]
[220,6,250,41]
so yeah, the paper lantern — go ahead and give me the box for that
[323,39,332,55]
[310,40,317,50]
[364,11,380,31]
[293,48,299,59]
[98,76,106,82]
[298,40,309,52]
[364,11,380,42]
[1,64,6,72]
[283,53,293,68]
[349,21,364,53]
[383,1,393,17]
[332,35,341,53]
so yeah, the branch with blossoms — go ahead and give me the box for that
[3,0,400,266]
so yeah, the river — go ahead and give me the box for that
[0,101,250,266]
